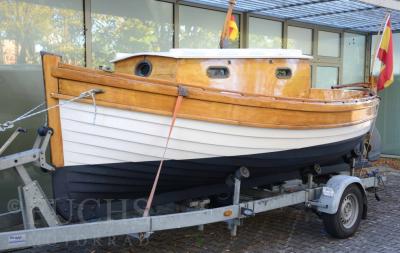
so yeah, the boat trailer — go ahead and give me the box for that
[0,127,386,251]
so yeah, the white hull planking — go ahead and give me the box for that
[59,100,373,166]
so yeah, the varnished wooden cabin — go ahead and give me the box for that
[112,48,365,100]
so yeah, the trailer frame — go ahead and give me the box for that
[0,127,386,251]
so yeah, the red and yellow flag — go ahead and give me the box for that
[228,16,239,41]
[377,17,394,91]
[219,0,237,48]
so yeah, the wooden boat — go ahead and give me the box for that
[41,48,379,221]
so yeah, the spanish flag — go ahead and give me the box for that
[377,17,394,91]
[228,16,239,41]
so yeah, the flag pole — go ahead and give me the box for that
[219,0,236,49]
[370,12,391,93]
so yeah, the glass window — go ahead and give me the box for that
[179,5,239,49]
[371,35,380,76]
[0,1,84,65]
[318,31,340,57]
[287,26,312,55]
[0,0,84,140]
[91,0,173,67]
[248,17,282,48]
[207,66,230,79]
[343,33,366,84]
[315,66,338,88]
[276,68,292,79]
[0,0,84,212]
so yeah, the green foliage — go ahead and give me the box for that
[179,25,239,49]
[91,13,173,67]
[0,0,85,65]
[0,1,239,67]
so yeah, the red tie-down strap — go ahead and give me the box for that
[143,86,188,217]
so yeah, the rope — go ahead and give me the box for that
[142,86,187,217]
[90,90,98,124]
[0,89,102,132]
[15,102,46,122]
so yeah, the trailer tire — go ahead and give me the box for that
[322,184,363,238]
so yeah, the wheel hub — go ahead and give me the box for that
[339,193,359,229]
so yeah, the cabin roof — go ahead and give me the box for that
[111,48,313,62]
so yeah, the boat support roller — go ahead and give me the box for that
[0,126,60,230]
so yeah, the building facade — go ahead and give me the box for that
[1,0,399,150]
[0,0,399,210]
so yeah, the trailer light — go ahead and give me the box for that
[224,209,233,217]
[322,187,335,197]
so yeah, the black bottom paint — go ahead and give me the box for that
[52,135,365,222]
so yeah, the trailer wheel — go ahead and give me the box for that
[322,184,363,238]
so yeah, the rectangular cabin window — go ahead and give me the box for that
[207,66,230,79]
[276,68,292,79]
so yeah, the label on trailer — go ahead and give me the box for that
[8,233,26,245]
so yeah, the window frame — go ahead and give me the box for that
[82,0,370,90]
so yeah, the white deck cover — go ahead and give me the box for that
[112,48,313,62]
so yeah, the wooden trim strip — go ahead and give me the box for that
[41,53,64,167]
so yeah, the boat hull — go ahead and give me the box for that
[53,135,365,221]
[59,101,373,166]
[52,101,371,221]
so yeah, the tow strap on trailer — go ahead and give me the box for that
[143,86,188,218]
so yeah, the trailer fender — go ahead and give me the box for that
[317,175,367,216]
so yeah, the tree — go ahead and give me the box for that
[91,13,173,67]
[0,1,84,65]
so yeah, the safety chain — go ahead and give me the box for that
[0,89,103,132]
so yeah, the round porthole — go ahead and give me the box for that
[135,61,152,77]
